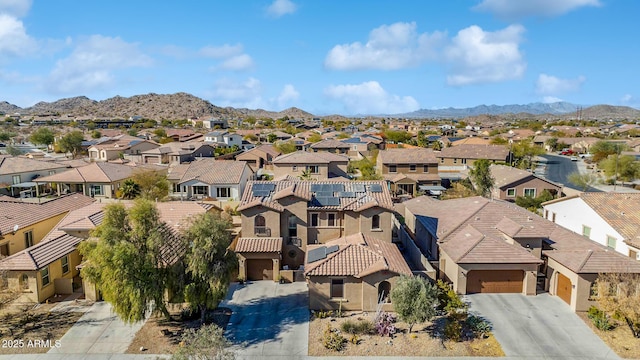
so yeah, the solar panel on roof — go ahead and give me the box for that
[326,245,339,254]
[307,247,328,263]
[337,191,356,198]
[326,197,340,206]
[369,184,383,193]
[316,191,334,197]
[252,190,271,197]
[320,184,332,192]
[352,184,366,192]
[314,196,328,206]
[310,184,323,192]
[331,184,345,192]
[253,184,264,191]
[263,183,275,191]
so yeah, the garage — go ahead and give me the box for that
[556,272,572,305]
[246,259,274,281]
[467,270,524,293]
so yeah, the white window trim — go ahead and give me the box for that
[506,188,516,197]
[523,188,536,197]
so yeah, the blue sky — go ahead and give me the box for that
[0,0,638,115]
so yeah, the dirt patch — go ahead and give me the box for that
[127,307,232,355]
[0,303,84,354]
[577,312,640,359]
[308,312,504,357]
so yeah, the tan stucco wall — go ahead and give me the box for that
[36,251,81,303]
[240,206,281,238]
[273,163,330,180]
[308,272,402,312]
[237,253,281,282]
[546,258,597,312]
[496,177,561,200]
[6,270,39,302]
[0,213,67,255]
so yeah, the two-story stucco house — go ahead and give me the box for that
[87,135,159,162]
[376,148,442,198]
[490,164,562,200]
[167,159,253,201]
[272,151,349,180]
[0,155,70,198]
[204,131,242,148]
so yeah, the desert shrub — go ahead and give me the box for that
[374,312,397,337]
[341,319,374,335]
[313,310,333,319]
[587,306,613,331]
[466,315,492,338]
[180,307,199,321]
[444,316,462,342]
[436,279,467,318]
[322,325,346,351]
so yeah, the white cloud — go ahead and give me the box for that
[621,94,633,103]
[46,35,152,94]
[542,96,563,103]
[473,0,601,20]
[266,0,297,17]
[276,84,299,109]
[199,44,244,59]
[324,81,419,115]
[444,24,526,86]
[216,54,255,71]
[324,22,445,70]
[0,0,32,18]
[208,77,266,108]
[0,13,36,58]
[536,73,585,95]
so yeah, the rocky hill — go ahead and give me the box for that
[0,101,21,114]
[231,106,315,120]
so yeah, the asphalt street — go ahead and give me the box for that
[540,154,601,192]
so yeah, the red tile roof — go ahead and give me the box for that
[235,237,283,253]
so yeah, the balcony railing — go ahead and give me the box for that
[287,237,302,247]
[254,226,271,237]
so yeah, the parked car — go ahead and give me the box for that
[560,149,575,155]
[570,156,578,161]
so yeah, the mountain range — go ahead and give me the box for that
[1,93,639,120]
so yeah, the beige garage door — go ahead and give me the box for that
[467,270,524,293]
[246,259,274,281]
[556,272,572,305]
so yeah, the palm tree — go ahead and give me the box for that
[298,169,313,181]
[119,179,141,199]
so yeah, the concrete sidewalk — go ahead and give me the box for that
[46,302,146,354]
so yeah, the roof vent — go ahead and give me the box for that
[475,217,480,221]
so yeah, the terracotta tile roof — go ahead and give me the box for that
[490,164,561,190]
[235,237,283,253]
[236,145,281,160]
[0,194,95,236]
[304,233,411,277]
[34,162,141,183]
[0,233,83,271]
[383,173,441,183]
[579,193,640,247]
[272,151,349,164]
[0,155,69,175]
[310,139,351,149]
[238,180,394,213]
[438,144,510,161]
[450,137,492,146]
[378,148,438,165]
[544,249,640,274]
[167,159,250,185]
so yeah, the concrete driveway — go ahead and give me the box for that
[467,293,620,359]
[220,281,309,359]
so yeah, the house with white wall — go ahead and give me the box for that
[542,193,640,260]
[204,131,242,148]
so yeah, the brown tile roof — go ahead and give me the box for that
[304,233,411,277]
[0,155,69,175]
[378,148,438,164]
[310,139,351,149]
[383,173,441,183]
[235,145,281,160]
[438,144,510,161]
[167,159,250,185]
[0,233,84,271]
[235,237,283,253]
[450,137,492,146]
[544,249,640,274]
[579,193,640,247]
[272,151,349,164]
[490,164,561,190]
[0,194,95,236]
[238,180,394,213]
[34,162,143,183]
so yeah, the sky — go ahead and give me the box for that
[0,0,639,115]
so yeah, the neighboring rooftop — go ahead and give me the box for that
[438,144,510,160]
[378,148,438,164]
[272,150,349,164]
[167,159,251,184]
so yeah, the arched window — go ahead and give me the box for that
[20,273,29,290]
[378,281,391,303]
[254,215,266,227]
[372,214,380,230]
[254,215,268,236]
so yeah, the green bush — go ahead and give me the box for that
[466,315,492,338]
[444,316,462,342]
[587,306,613,331]
[322,325,346,351]
[340,319,374,335]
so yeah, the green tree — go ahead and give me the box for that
[383,130,412,144]
[490,137,508,145]
[307,133,323,143]
[599,155,640,185]
[171,324,235,360]
[512,140,544,170]
[29,127,55,147]
[5,145,22,156]
[469,159,495,197]
[182,212,237,323]
[91,130,102,139]
[590,141,626,163]
[545,137,558,151]
[78,200,173,323]
[274,140,297,154]
[58,131,84,158]
[567,171,598,192]
[431,141,442,151]
[336,132,350,139]
[132,171,169,201]
[266,133,278,143]
[515,190,555,212]
[0,131,15,142]
[119,178,141,199]
[298,168,313,180]
[390,275,439,333]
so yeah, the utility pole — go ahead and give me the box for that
[613,144,620,192]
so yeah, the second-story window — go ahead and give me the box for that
[12,175,20,185]
[24,230,34,248]
[310,213,319,227]
[389,165,397,173]
[372,214,380,230]
[409,164,416,172]
[254,215,269,236]
[307,165,319,174]
[328,213,336,227]
[423,165,429,172]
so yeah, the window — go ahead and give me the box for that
[41,267,50,287]
[217,187,231,198]
[524,188,536,197]
[461,158,467,164]
[582,225,592,238]
[193,186,208,195]
[48,170,56,175]
[607,235,616,249]
[378,281,391,303]
[409,164,416,172]
[12,175,20,185]
[331,279,344,299]
[328,213,336,227]
[307,165,319,174]
[310,213,319,227]
[20,274,29,290]
[292,165,298,172]
[552,212,556,223]
[254,215,265,227]
[254,215,269,236]
[90,184,103,196]
[389,165,397,173]
[61,255,70,274]
[440,158,444,164]
[372,214,380,230]
[506,188,516,197]
[172,183,181,193]
[423,165,429,172]
[24,231,33,248]
[453,158,458,164]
